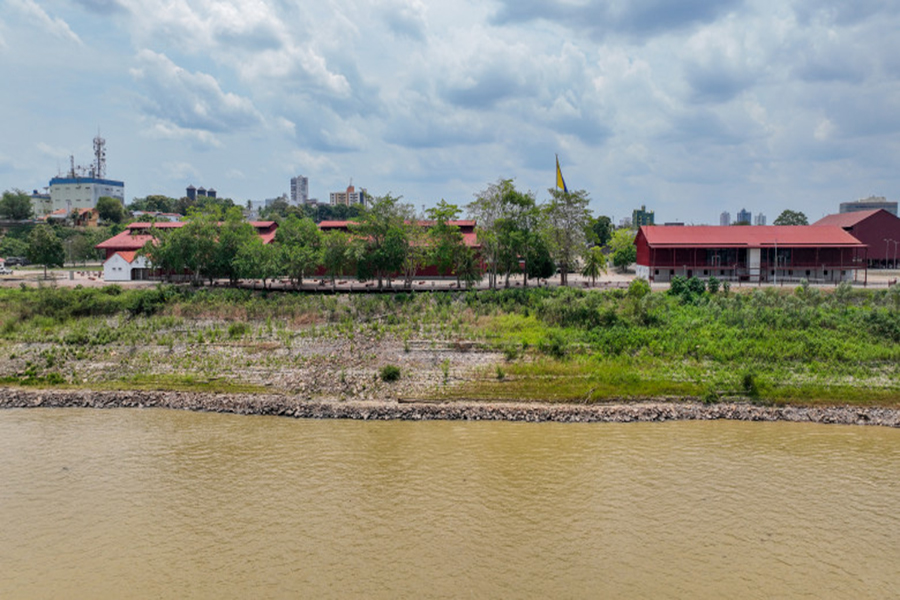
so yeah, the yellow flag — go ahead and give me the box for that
[556,155,568,193]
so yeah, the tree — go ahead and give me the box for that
[468,179,540,289]
[581,246,608,286]
[27,224,64,278]
[773,209,809,226]
[608,228,637,272]
[0,234,29,259]
[426,200,466,279]
[129,195,178,214]
[0,189,33,221]
[96,196,126,224]
[210,207,256,285]
[234,237,280,289]
[544,188,591,286]
[276,214,322,286]
[321,230,353,290]
[351,194,413,289]
[587,215,613,247]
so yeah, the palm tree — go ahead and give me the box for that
[581,246,607,287]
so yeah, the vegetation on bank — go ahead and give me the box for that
[0,281,897,405]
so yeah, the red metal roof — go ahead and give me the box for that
[96,230,154,251]
[812,210,889,228]
[638,225,866,248]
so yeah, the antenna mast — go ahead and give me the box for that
[92,132,106,179]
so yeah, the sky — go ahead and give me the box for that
[1,0,898,224]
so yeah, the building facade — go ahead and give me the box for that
[291,176,309,204]
[813,209,900,267]
[634,225,868,284]
[48,176,124,214]
[632,205,655,227]
[840,196,898,216]
[329,184,367,207]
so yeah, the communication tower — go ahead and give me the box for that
[91,133,107,179]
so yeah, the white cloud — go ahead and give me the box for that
[8,0,82,44]
[130,50,264,134]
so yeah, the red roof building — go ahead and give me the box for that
[96,221,278,260]
[812,209,900,268]
[635,225,868,284]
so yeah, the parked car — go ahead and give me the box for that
[4,257,28,266]
[0,266,13,275]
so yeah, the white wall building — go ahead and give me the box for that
[48,176,124,213]
[103,251,149,282]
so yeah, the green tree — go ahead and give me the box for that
[608,228,637,272]
[587,215,613,247]
[96,196,126,224]
[321,231,354,290]
[276,214,322,286]
[581,246,608,286]
[426,200,466,279]
[351,194,413,289]
[234,237,280,289]
[773,209,809,226]
[27,224,64,278]
[0,189,33,221]
[210,207,256,285]
[468,179,540,289]
[129,195,178,214]
[544,188,591,286]
[0,234,29,259]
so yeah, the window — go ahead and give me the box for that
[824,270,828,275]
[703,270,708,275]
[654,269,659,275]
[806,270,810,276]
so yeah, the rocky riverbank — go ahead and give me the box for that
[1,388,898,427]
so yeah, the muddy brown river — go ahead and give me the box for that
[1,408,898,599]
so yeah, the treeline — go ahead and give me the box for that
[142,181,630,289]
[143,198,482,289]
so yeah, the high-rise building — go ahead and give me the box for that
[291,176,309,204]
[330,183,367,207]
[632,205,655,227]
[720,211,731,226]
[736,208,752,224]
[839,196,898,216]
[754,213,766,226]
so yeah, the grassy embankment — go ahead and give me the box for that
[0,282,898,405]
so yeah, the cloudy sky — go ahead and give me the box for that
[1,0,898,223]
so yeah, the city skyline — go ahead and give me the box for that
[1,0,898,223]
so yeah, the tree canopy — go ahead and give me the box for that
[27,225,64,277]
[97,196,126,223]
[0,190,33,221]
[773,209,809,226]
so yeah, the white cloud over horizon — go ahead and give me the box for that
[1,0,898,223]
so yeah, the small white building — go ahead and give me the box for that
[103,251,150,282]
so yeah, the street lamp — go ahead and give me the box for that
[885,239,893,269]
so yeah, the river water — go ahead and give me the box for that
[1,408,898,599]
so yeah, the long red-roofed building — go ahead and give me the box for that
[635,225,868,284]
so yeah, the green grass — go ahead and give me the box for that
[0,283,898,406]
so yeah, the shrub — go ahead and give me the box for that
[707,277,720,295]
[228,322,250,339]
[627,278,651,300]
[380,364,401,382]
[741,371,759,398]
